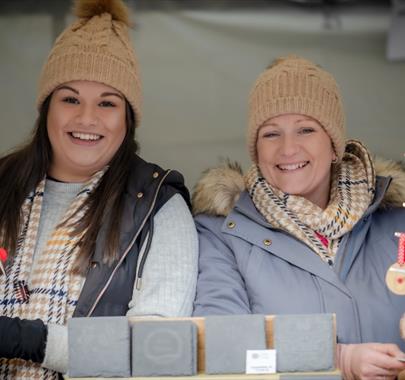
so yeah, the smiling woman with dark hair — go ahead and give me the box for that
[193,55,405,380]
[0,0,197,378]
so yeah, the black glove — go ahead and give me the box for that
[0,316,47,363]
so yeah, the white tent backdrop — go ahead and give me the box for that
[1,7,404,188]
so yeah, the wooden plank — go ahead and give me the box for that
[65,369,341,380]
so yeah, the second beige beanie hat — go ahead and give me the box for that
[248,55,346,163]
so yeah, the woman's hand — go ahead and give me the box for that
[337,343,405,380]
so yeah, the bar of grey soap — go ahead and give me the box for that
[68,316,130,377]
[132,320,197,376]
[274,314,335,372]
[205,314,267,374]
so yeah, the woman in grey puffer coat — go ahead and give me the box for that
[192,55,405,380]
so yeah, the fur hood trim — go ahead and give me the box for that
[192,157,405,216]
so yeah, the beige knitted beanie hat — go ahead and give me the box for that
[37,0,142,125]
[248,55,346,163]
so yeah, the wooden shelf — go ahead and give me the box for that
[66,370,341,379]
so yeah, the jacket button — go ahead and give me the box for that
[263,239,272,246]
[227,221,236,229]
[91,262,98,269]
[152,172,159,179]
[137,192,143,198]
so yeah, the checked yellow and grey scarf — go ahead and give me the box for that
[245,140,376,266]
[0,169,106,380]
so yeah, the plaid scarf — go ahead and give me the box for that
[0,169,106,380]
[245,140,375,265]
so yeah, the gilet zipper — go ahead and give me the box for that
[86,170,172,317]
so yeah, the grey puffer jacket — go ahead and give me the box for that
[192,159,405,350]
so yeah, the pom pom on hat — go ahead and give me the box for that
[73,0,131,25]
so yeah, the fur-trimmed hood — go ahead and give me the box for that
[192,158,405,217]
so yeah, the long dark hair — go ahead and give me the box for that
[0,95,138,275]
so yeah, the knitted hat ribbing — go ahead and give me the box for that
[37,0,142,125]
[248,55,345,163]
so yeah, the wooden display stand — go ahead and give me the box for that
[69,372,341,379]
[66,315,341,379]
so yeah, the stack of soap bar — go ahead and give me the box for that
[274,314,335,372]
[131,320,197,376]
[205,314,267,374]
[68,316,131,377]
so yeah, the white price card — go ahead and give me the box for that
[245,349,276,374]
